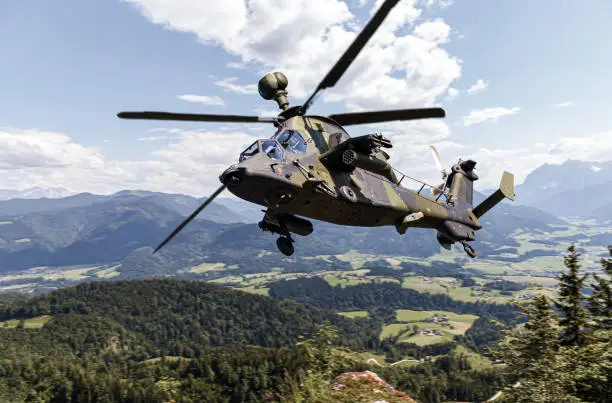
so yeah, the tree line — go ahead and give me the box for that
[493,245,612,402]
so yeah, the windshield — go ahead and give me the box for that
[239,141,259,162]
[261,140,284,161]
[239,140,284,162]
[275,130,307,153]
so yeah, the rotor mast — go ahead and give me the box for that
[258,72,290,111]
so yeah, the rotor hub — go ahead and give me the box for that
[258,72,290,110]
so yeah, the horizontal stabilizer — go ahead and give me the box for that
[472,171,515,218]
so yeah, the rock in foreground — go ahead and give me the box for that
[329,371,417,403]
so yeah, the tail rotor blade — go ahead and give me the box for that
[153,185,226,254]
[429,145,447,179]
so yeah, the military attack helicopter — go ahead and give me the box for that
[117,0,515,258]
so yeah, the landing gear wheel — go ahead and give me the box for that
[462,243,477,258]
[276,237,294,256]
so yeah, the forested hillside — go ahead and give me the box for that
[0,279,380,353]
[0,278,509,402]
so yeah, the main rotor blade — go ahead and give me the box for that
[153,185,226,254]
[301,0,400,114]
[118,111,276,124]
[328,107,446,126]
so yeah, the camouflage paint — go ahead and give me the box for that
[220,115,497,239]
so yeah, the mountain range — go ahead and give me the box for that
[0,187,76,201]
[0,159,610,276]
[514,159,612,218]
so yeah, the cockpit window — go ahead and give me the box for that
[239,141,259,162]
[275,130,307,153]
[261,140,284,161]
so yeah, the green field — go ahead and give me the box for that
[379,309,479,346]
[339,311,369,319]
[188,262,227,273]
[499,275,559,286]
[0,315,51,329]
[453,345,494,370]
[95,265,121,278]
[401,276,512,303]
[396,310,478,324]
[235,286,270,296]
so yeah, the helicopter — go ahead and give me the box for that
[117,0,515,258]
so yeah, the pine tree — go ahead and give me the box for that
[496,295,569,402]
[500,295,558,375]
[588,246,612,332]
[555,244,589,346]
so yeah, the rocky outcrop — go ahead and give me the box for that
[330,371,417,402]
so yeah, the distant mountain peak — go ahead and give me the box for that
[0,187,76,201]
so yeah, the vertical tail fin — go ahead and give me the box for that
[447,159,478,206]
[472,171,515,218]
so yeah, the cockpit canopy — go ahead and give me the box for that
[239,139,285,162]
[239,130,309,163]
[274,129,307,154]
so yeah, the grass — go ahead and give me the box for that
[396,310,478,324]
[379,310,479,345]
[188,262,226,273]
[235,286,270,296]
[0,315,51,329]
[95,265,121,278]
[338,311,369,319]
[453,345,494,370]
[402,276,511,303]
[499,275,559,286]
[324,271,399,288]
[380,324,411,339]
[41,267,99,281]
[141,356,190,365]
[0,267,101,283]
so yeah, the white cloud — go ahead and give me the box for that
[467,79,488,94]
[3,126,611,197]
[177,94,225,106]
[0,129,104,170]
[445,87,459,101]
[547,131,612,161]
[227,61,246,69]
[0,127,256,196]
[253,107,279,117]
[213,77,258,94]
[420,0,454,9]
[413,18,450,44]
[551,101,574,108]
[123,0,462,113]
[137,135,176,141]
[462,107,520,126]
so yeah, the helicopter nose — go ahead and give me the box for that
[220,165,244,186]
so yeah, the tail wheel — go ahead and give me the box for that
[463,243,477,258]
[276,237,294,256]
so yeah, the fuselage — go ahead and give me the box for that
[219,115,479,232]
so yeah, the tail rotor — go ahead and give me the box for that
[429,145,448,196]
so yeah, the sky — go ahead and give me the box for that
[1,0,612,197]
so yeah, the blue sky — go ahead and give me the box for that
[1,0,611,195]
